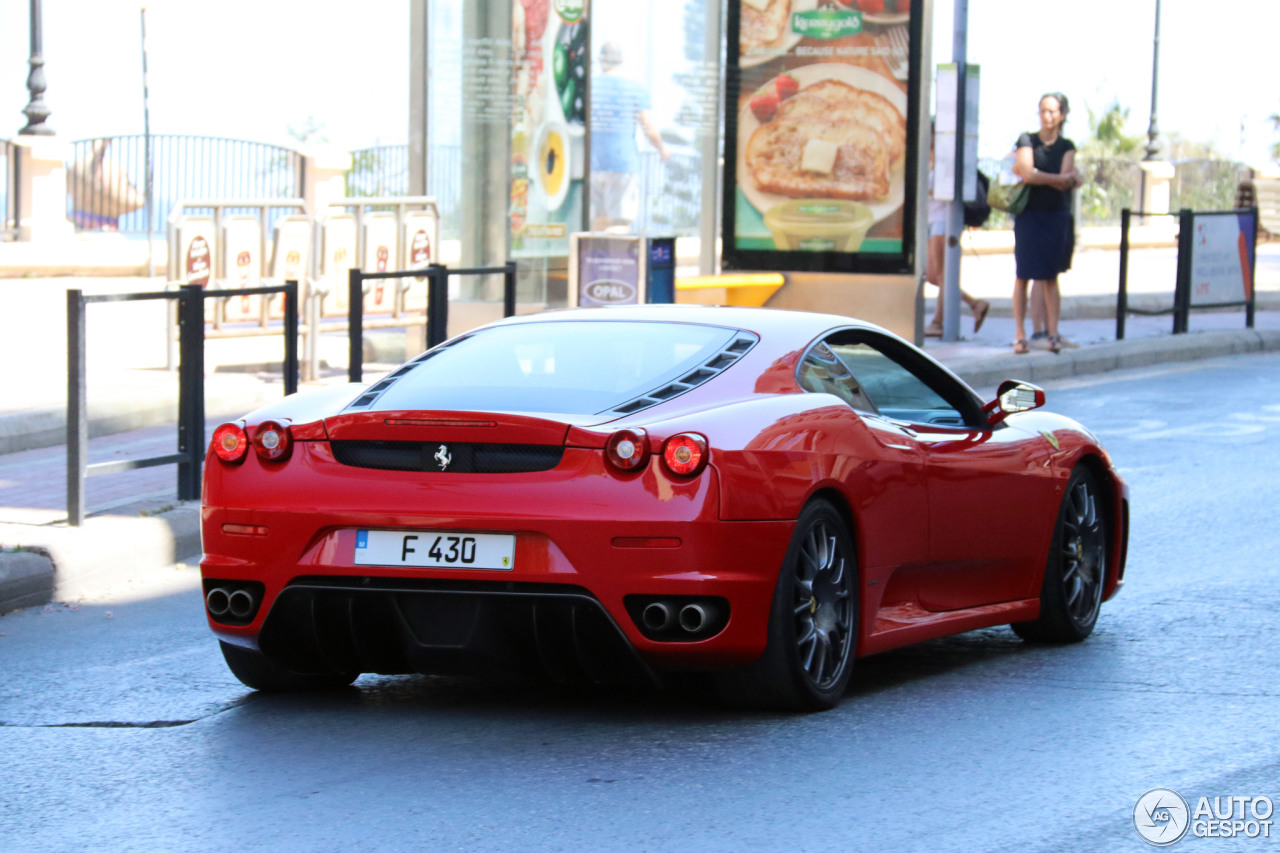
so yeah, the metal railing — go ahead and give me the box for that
[66,282,299,526]
[1116,207,1256,340]
[976,156,1256,229]
[1170,158,1254,214]
[346,262,517,383]
[636,146,702,235]
[348,144,461,236]
[68,135,303,235]
[343,143,706,238]
[1,139,17,241]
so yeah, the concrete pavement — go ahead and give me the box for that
[2,241,1279,614]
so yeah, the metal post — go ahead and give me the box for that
[19,0,53,136]
[283,280,299,395]
[942,0,969,342]
[1144,0,1163,161]
[1117,209,1131,340]
[306,285,321,382]
[409,0,430,199]
[503,261,517,317]
[426,264,449,349]
[348,268,364,383]
[1247,210,1257,329]
[141,8,154,278]
[176,285,206,501]
[66,290,86,526]
[1173,209,1193,334]
[698,0,723,276]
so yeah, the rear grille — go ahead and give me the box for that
[331,440,564,473]
[257,577,656,685]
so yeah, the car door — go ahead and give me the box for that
[796,339,930,577]
[824,330,1053,611]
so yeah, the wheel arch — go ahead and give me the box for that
[1071,452,1128,601]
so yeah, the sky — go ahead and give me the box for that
[2,0,1277,164]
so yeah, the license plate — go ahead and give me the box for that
[354,529,515,570]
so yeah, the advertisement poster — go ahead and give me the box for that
[570,234,644,306]
[723,0,921,274]
[1189,211,1256,306]
[510,0,589,256]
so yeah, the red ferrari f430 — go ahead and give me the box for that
[201,306,1128,711]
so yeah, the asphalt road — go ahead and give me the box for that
[2,354,1280,852]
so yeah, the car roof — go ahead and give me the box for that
[484,304,886,341]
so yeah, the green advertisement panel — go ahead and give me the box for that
[723,0,923,274]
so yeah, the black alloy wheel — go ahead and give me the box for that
[717,499,858,711]
[1013,466,1108,643]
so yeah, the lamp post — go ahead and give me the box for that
[1143,0,1162,161]
[19,0,53,135]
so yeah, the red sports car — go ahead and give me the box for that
[201,305,1128,710]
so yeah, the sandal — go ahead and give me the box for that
[1047,335,1062,354]
[1012,339,1029,354]
[925,321,943,338]
[972,300,990,333]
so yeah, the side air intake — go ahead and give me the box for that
[601,332,758,417]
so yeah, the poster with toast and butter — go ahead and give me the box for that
[725,0,919,274]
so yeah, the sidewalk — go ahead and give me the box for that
[3,243,1279,614]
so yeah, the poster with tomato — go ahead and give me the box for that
[510,0,589,257]
[724,0,921,274]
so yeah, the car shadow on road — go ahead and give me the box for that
[225,624,1067,723]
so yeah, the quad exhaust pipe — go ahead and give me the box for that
[678,602,715,633]
[206,585,259,622]
[206,587,231,618]
[635,598,726,639]
[642,602,674,632]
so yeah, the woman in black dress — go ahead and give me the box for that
[1011,93,1081,353]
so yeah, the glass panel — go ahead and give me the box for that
[374,320,738,414]
[828,341,960,423]
[798,341,877,413]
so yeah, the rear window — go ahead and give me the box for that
[370,320,742,415]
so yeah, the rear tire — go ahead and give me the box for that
[717,500,858,711]
[219,641,358,692]
[1012,466,1108,643]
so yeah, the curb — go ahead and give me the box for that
[924,292,1280,322]
[0,503,202,611]
[944,328,1280,390]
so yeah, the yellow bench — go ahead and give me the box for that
[676,273,785,307]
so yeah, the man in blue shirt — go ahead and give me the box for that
[590,42,668,231]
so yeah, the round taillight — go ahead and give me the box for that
[252,420,292,462]
[662,433,708,477]
[211,423,248,463]
[605,429,650,472]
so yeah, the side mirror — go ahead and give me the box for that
[983,380,1046,426]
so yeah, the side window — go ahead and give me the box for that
[828,341,961,424]
[799,330,982,427]
[797,341,879,413]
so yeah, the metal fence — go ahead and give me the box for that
[636,146,702,235]
[976,156,1253,228]
[348,144,462,236]
[1077,158,1143,225]
[67,135,303,235]
[344,143,704,239]
[1170,158,1253,214]
[1,138,17,241]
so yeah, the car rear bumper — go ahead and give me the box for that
[202,513,795,678]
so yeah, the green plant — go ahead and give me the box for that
[1080,101,1143,160]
